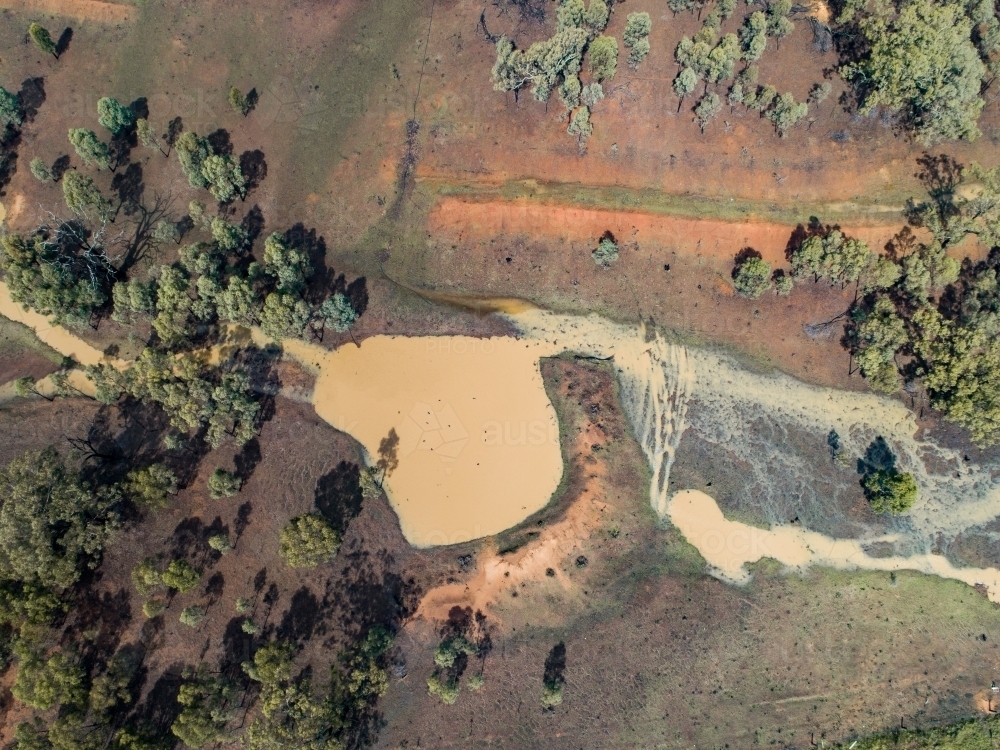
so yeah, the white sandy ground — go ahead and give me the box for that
[668,488,1000,603]
[6,281,1000,602]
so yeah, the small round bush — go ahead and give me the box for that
[208,468,241,499]
[427,674,460,705]
[179,605,207,627]
[208,534,232,554]
[733,256,772,298]
[592,238,619,267]
[279,514,341,568]
[541,682,564,707]
[863,469,918,514]
[142,599,167,618]
[162,559,201,593]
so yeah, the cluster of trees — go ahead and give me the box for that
[0,49,386,750]
[740,157,1000,448]
[733,224,902,300]
[427,634,485,704]
[425,609,491,705]
[491,0,650,144]
[87,348,260,449]
[840,0,998,144]
[241,629,393,749]
[175,131,246,203]
[0,231,111,327]
[106,201,359,347]
[623,12,652,69]
[0,447,187,750]
[844,162,1000,444]
[672,0,809,135]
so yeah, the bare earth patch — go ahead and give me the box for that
[0,0,133,24]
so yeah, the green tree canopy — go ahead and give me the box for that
[863,469,918,513]
[279,514,341,568]
[63,170,112,220]
[1,232,109,327]
[0,447,120,590]
[207,467,241,499]
[175,132,211,188]
[768,92,808,136]
[841,0,986,144]
[171,672,234,748]
[790,230,873,286]
[319,293,358,333]
[201,154,246,203]
[0,87,23,134]
[28,23,57,56]
[588,35,618,81]
[11,645,86,710]
[733,256,772,298]
[125,464,178,509]
[97,97,135,136]
[68,128,111,170]
[161,559,201,593]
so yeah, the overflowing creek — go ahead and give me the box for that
[5,283,1000,600]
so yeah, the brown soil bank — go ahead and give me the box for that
[429,196,903,265]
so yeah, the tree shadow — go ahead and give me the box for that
[0,149,18,196]
[119,190,175,273]
[165,117,184,153]
[253,568,267,593]
[884,225,918,260]
[234,438,262,483]
[55,28,73,58]
[314,461,363,534]
[915,152,962,203]
[109,126,137,171]
[51,154,71,181]
[131,663,185,732]
[65,587,132,669]
[234,501,253,541]
[324,549,421,642]
[241,204,265,248]
[17,78,46,123]
[169,517,208,562]
[277,586,323,642]
[245,88,259,113]
[330,273,369,317]
[220,616,255,674]
[207,128,233,157]
[239,149,267,196]
[543,642,567,687]
[129,96,149,121]
[858,436,896,475]
[205,572,225,604]
[376,429,400,478]
[111,161,144,216]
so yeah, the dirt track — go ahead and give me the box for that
[428,197,906,264]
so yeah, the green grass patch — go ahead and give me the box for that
[424,178,910,228]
